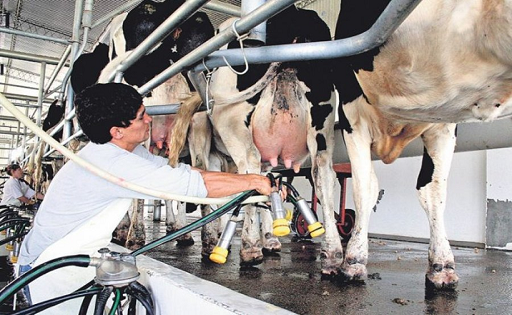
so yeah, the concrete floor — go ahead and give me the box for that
[143,218,512,315]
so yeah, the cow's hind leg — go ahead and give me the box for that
[199,152,235,258]
[210,104,278,265]
[419,124,458,290]
[112,212,130,246]
[259,206,281,254]
[307,96,340,276]
[240,204,264,265]
[165,200,194,246]
[200,204,221,258]
[126,199,146,250]
[340,101,380,282]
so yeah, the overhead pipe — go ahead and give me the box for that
[44,45,71,96]
[0,130,33,136]
[0,49,63,65]
[105,0,210,83]
[138,0,298,96]
[0,93,268,205]
[0,82,40,91]
[187,70,209,107]
[145,104,181,116]
[45,85,64,98]
[70,0,86,60]
[0,115,26,121]
[90,0,240,31]
[241,0,267,46]
[4,93,53,103]
[204,1,241,17]
[11,102,42,108]
[193,0,422,72]
[185,0,420,110]
[0,27,69,45]
[64,0,86,141]
[78,0,94,57]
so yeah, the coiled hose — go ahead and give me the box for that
[0,255,91,304]
[126,281,154,315]
[10,287,102,315]
[94,286,113,315]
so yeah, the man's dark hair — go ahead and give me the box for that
[75,83,143,144]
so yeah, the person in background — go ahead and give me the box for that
[1,163,44,207]
[16,82,276,313]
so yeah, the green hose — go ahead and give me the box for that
[0,255,91,304]
[12,287,102,315]
[131,189,257,256]
[109,288,121,315]
[1,189,259,312]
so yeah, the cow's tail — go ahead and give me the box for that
[168,92,202,167]
[23,140,44,191]
[33,141,45,192]
[215,62,281,106]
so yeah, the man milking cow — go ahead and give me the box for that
[16,83,279,312]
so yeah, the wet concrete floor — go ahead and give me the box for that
[143,217,512,315]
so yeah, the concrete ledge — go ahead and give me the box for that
[109,245,295,315]
[369,233,485,249]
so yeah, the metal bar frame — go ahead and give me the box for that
[186,0,421,106]
[0,82,40,91]
[105,0,211,83]
[44,45,72,95]
[196,0,422,71]
[0,26,69,44]
[137,0,299,96]
[10,0,422,161]
[204,1,241,17]
[0,49,64,65]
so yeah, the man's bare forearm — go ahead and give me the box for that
[199,171,271,197]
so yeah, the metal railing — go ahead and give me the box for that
[2,0,421,165]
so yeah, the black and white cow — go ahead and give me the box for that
[71,0,214,94]
[24,100,66,193]
[332,0,512,289]
[70,0,214,249]
[170,5,337,265]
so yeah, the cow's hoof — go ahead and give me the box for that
[262,235,281,254]
[201,243,216,258]
[319,249,344,277]
[201,235,219,254]
[425,264,459,291]
[240,247,264,266]
[240,257,263,266]
[338,260,367,283]
[262,248,281,257]
[176,237,194,247]
[166,226,177,234]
